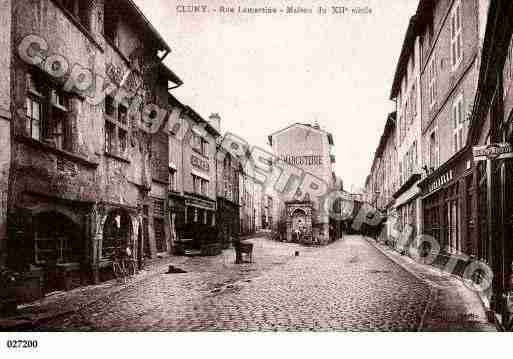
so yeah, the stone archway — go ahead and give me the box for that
[100,209,133,261]
[291,208,307,241]
[286,201,313,243]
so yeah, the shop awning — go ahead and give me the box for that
[393,181,421,209]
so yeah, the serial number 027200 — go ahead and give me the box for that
[6,339,38,349]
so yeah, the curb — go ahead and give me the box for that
[365,237,499,332]
[365,237,437,287]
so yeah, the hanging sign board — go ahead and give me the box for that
[473,143,513,162]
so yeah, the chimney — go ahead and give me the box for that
[313,121,320,129]
[209,113,221,132]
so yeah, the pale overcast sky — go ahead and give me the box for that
[134,0,419,191]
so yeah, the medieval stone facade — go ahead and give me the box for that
[2,0,182,296]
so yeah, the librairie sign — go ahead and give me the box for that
[473,143,513,162]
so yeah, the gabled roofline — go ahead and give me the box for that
[159,63,183,87]
[390,16,418,99]
[125,0,171,52]
[183,106,221,138]
[367,112,397,180]
[268,123,333,146]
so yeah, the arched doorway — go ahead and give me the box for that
[102,210,133,260]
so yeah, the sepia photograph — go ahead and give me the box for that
[0,0,512,354]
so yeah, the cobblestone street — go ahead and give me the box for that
[18,235,490,332]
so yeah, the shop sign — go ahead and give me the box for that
[428,170,453,194]
[191,155,210,172]
[279,155,322,166]
[185,198,216,211]
[473,143,513,162]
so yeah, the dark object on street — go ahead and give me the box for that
[234,241,253,264]
[295,251,300,256]
[166,265,187,274]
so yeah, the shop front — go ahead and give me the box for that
[392,174,421,250]
[418,149,474,277]
[6,197,142,300]
[176,195,219,255]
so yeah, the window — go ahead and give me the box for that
[193,175,200,194]
[429,129,439,169]
[452,95,464,153]
[201,139,209,157]
[169,168,176,192]
[504,39,513,98]
[412,141,417,170]
[192,133,200,152]
[105,121,115,154]
[428,56,437,107]
[403,105,407,139]
[192,174,209,196]
[26,96,42,141]
[26,72,73,149]
[450,1,463,69]
[201,179,208,196]
[104,99,130,158]
[191,133,209,157]
[51,89,71,151]
[411,83,417,117]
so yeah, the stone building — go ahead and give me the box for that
[3,0,181,298]
[148,64,183,260]
[365,113,399,242]
[215,116,241,248]
[267,122,337,245]
[417,0,484,257]
[239,161,257,235]
[390,16,423,243]
[466,0,513,327]
[0,0,12,267]
[168,105,221,254]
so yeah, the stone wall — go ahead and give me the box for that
[0,0,12,266]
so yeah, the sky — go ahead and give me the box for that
[134,0,419,192]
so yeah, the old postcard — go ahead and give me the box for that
[1,0,512,354]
